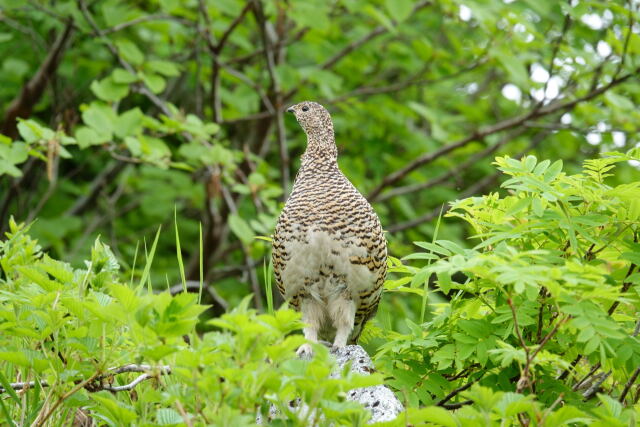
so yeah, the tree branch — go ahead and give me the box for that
[436,374,483,407]
[374,127,526,202]
[367,66,640,201]
[283,1,432,100]
[1,364,171,394]
[252,0,290,195]
[102,14,190,35]
[1,19,75,138]
[329,60,485,105]
[321,1,432,71]
[620,366,640,404]
[385,129,549,232]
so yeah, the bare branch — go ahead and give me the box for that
[367,65,640,201]
[620,366,640,404]
[197,0,218,46]
[216,3,253,52]
[582,371,612,400]
[329,60,486,104]
[374,127,526,202]
[385,170,499,233]
[226,27,308,66]
[283,1,432,100]
[1,19,74,138]
[436,374,484,407]
[252,0,290,194]
[1,365,171,394]
[102,14,190,35]
[385,129,549,232]
[614,1,635,78]
[320,1,432,71]
[32,371,101,426]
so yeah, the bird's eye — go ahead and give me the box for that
[301,106,309,112]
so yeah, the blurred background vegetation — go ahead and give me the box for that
[1,0,639,334]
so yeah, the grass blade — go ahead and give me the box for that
[139,226,162,292]
[198,222,203,304]
[129,241,139,287]
[420,204,444,323]
[174,207,187,293]
[263,257,274,315]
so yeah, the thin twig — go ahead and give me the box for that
[539,393,564,425]
[607,262,637,315]
[572,362,601,391]
[436,374,484,406]
[374,127,526,202]
[102,13,189,35]
[1,18,75,138]
[221,185,264,311]
[216,3,253,51]
[322,1,431,71]
[65,161,127,216]
[386,130,548,232]
[507,297,531,394]
[330,59,486,105]
[252,0,290,195]
[619,366,640,404]
[440,400,473,409]
[2,365,172,394]
[614,1,634,78]
[31,372,101,426]
[283,1,432,100]
[582,371,611,400]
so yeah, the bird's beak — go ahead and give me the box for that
[286,107,294,113]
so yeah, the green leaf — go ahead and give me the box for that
[90,76,129,102]
[112,68,138,84]
[543,159,563,183]
[228,214,254,245]
[384,0,413,22]
[156,408,183,425]
[147,60,181,77]
[115,40,144,65]
[82,102,117,137]
[140,72,166,94]
[115,108,144,138]
[75,126,109,148]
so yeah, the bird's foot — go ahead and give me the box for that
[296,343,314,359]
[331,343,344,351]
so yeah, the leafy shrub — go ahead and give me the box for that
[0,219,377,425]
[1,152,639,426]
[377,152,640,425]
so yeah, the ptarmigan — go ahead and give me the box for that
[272,101,387,356]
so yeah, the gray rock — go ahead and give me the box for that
[331,345,404,423]
[257,345,403,424]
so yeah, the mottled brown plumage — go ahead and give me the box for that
[272,101,387,354]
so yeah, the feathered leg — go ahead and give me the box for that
[297,298,324,357]
[328,293,356,348]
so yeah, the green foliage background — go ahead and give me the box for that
[1,0,640,425]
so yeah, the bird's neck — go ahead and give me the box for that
[301,126,337,164]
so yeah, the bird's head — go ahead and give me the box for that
[286,101,333,137]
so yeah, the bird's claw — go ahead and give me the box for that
[296,343,314,359]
